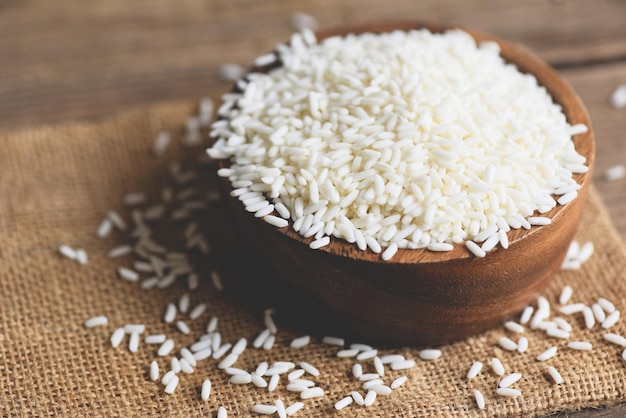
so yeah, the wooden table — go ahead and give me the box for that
[2,0,625,416]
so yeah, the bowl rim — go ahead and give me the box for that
[216,21,595,265]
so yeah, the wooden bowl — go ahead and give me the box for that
[216,22,595,346]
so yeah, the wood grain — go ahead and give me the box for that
[1,0,625,415]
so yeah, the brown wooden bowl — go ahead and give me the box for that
[216,21,595,346]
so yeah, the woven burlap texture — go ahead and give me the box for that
[1,101,625,417]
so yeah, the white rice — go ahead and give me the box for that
[207,316,218,333]
[351,391,365,405]
[123,192,146,206]
[150,360,159,381]
[590,304,606,323]
[602,310,620,329]
[467,361,483,379]
[547,327,570,339]
[504,321,524,334]
[548,366,563,384]
[229,373,251,384]
[170,357,181,373]
[363,390,377,406]
[598,297,616,313]
[288,369,305,381]
[559,285,573,305]
[287,382,308,393]
[559,303,586,315]
[290,335,311,349]
[374,357,385,376]
[357,349,378,361]
[253,329,271,348]
[604,333,626,346]
[275,399,287,418]
[583,307,596,329]
[337,349,360,358]
[123,324,145,334]
[290,11,318,31]
[84,316,108,328]
[284,402,304,416]
[108,245,132,258]
[609,84,626,108]
[499,372,522,388]
[474,389,485,409]
[178,293,190,314]
[164,303,177,323]
[201,379,211,401]
[390,376,408,389]
[299,361,320,377]
[251,373,268,388]
[519,306,534,325]
[145,334,166,344]
[224,367,246,376]
[300,387,324,399]
[118,267,139,282]
[153,131,171,156]
[189,304,207,320]
[213,343,231,359]
[262,335,276,350]
[161,370,176,385]
[334,396,353,411]
[496,387,521,397]
[553,317,572,332]
[465,240,486,257]
[517,337,529,353]
[491,357,505,376]
[211,270,224,291]
[380,354,405,364]
[193,348,213,361]
[110,328,125,348]
[419,349,442,360]
[268,374,280,392]
[108,210,127,230]
[605,164,626,181]
[359,373,380,382]
[218,353,239,369]
[209,29,586,260]
[217,406,228,418]
[578,242,594,263]
[498,336,518,351]
[264,215,289,228]
[128,332,140,353]
[253,404,277,415]
[218,63,246,81]
[350,343,373,351]
[177,357,197,374]
[164,374,179,395]
[390,360,416,370]
[362,379,384,390]
[97,218,113,239]
[158,339,175,357]
[371,385,392,396]
[231,338,247,355]
[567,341,592,351]
[536,346,558,362]
[180,348,197,367]
[176,320,191,335]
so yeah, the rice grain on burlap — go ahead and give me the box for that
[1,101,625,417]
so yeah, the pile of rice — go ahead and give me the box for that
[208,29,588,260]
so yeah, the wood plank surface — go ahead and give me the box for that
[1,0,625,415]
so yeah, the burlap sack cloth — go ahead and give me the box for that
[1,101,625,417]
